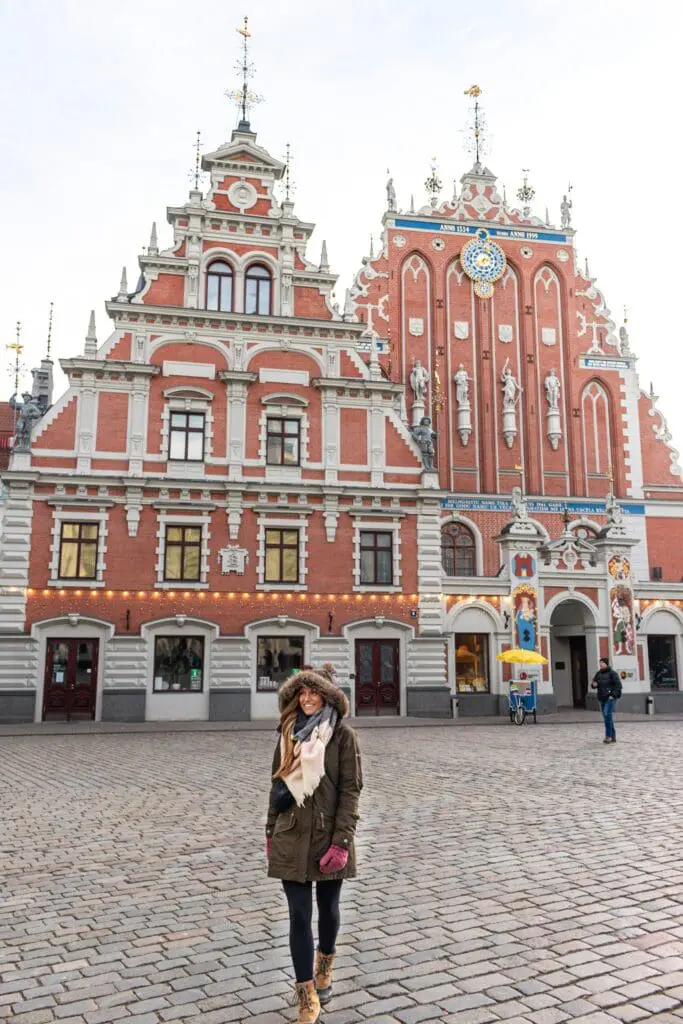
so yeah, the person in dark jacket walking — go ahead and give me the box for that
[266,668,362,1024]
[591,657,622,743]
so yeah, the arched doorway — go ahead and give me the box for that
[549,599,597,708]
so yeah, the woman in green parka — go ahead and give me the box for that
[266,667,363,1024]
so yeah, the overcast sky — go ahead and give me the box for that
[2,0,682,452]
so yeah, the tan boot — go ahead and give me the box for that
[314,949,335,1004]
[295,980,320,1024]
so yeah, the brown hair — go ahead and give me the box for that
[273,689,302,781]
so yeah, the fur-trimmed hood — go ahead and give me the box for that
[278,669,350,718]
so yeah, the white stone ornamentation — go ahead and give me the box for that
[500,359,522,449]
[432,238,446,251]
[498,324,513,343]
[219,546,249,575]
[454,321,469,340]
[408,317,424,337]
[454,364,472,446]
[544,368,562,450]
[520,246,533,260]
[393,234,406,248]
[227,180,258,212]
[556,249,569,262]
[541,327,557,346]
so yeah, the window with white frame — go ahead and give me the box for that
[266,417,301,466]
[257,516,309,589]
[353,521,402,590]
[156,513,211,588]
[161,389,214,467]
[169,411,205,461]
[49,509,109,587]
[258,397,309,472]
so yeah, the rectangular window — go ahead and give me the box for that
[256,635,304,691]
[58,522,99,579]
[455,633,490,693]
[169,411,205,462]
[648,635,679,689]
[164,525,202,581]
[264,528,299,583]
[360,531,393,585]
[266,417,301,466]
[153,636,204,692]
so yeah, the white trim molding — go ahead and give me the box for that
[160,391,215,468]
[155,511,212,589]
[48,508,109,588]
[256,515,309,590]
[352,520,402,592]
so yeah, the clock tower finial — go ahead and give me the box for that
[463,85,485,166]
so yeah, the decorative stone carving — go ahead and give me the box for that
[454,364,472,446]
[324,494,340,542]
[541,327,557,346]
[556,249,569,262]
[544,368,562,451]
[618,324,631,356]
[409,360,429,403]
[219,546,249,574]
[408,318,424,337]
[454,321,469,340]
[9,393,42,451]
[228,180,258,211]
[500,360,522,449]
[227,492,243,540]
[125,487,143,538]
[498,324,513,343]
[393,234,406,248]
[386,175,397,211]
[520,246,533,259]
[432,238,445,251]
[411,416,437,471]
[560,194,572,229]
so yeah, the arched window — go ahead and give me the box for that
[206,261,233,312]
[245,264,272,315]
[441,522,476,576]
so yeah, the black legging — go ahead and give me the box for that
[282,880,343,983]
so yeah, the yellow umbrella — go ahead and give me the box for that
[497,648,548,665]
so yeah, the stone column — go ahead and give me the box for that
[407,496,449,717]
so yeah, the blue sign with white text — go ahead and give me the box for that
[393,218,570,245]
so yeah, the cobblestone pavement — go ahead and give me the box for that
[3,722,683,1024]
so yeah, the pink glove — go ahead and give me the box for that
[320,845,349,874]
[266,836,272,858]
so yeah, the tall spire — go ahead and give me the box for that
[46,301,54,359]
[320,240,329,273]
[148,222,158,256]
[85,310,98,357]
[284,142,293,202]
[463,85,485,166]
[225,15,263,132]
[424,159,442,208]
[117,267,128,301]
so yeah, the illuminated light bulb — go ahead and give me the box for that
[138,591,145,598]
[123,590,129,597]
[198,592,205,599]
[59,589,66,596]
[314,594,321,601]
[168,591,175,598]
[27,588,34,595]
[228,592,235,599]
[342,594,349,601]
[75,590,82,597]
[184,591,190,599]
[356,595,362,601]
[298,594,305,601]
[153,591,160,599]
[383,595,390,602]
[258,593,265,600]
[213,591,220,598]
[242,592,248,599]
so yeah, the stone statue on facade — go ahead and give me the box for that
[501,362,521,410]
[544,368,561,410]
[386,175,397,212]
[560,194,572,229]
[618,324,631,356]
[409,360,429,403]
[9,392,42,451]
[454,363,470,404]
[411,416,437,471]
[511,485,529,522]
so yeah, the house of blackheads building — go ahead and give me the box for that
[2,101,683,723]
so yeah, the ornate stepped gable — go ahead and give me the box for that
[348,159,683,501]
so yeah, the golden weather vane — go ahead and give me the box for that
[6,320,24,395]
[463,85,485,164]
[225,15,264,129]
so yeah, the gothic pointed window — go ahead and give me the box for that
[206,261,233,312]
[441,522,476,577]
[245,263,272,315]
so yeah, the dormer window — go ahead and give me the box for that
[245,263,272,315]
[206,261,233,312]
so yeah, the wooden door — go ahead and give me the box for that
[569,636,588,708]
[43,639,99,721]
[355,639,400,715]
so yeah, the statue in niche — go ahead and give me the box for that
[454,364,471,404]
[386,174,397,212]
[501,362,522,410]
[560,194,573,229]
[9,392,43,451]
[411,416,437,471]
[544,368,561,410]
[409,359,429,403]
